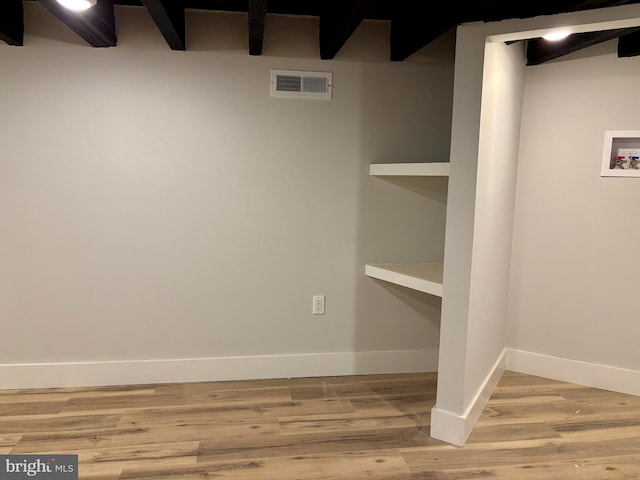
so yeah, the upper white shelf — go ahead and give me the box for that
[369,162,450,177]
[365,262,443,297]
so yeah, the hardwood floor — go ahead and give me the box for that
[1,370,639,479]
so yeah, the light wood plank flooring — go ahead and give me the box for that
[1,371,639,479]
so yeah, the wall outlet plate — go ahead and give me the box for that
[312,295,325,315]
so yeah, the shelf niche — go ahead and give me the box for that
[366,162,448,297]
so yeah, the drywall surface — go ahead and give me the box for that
[431,3,640,444]
[431,29,524,446]
[0,5,454,385]
[508,39,640,372]
[465,39,524,406]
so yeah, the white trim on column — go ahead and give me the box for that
[430,349,506,446]
[0,349,439,389]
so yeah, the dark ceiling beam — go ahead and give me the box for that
[567,0,637,9]
[618,29,640,56]
[142,0,185,50]
[0,0,23,46]
[319,0,379,60]
[476,0,625,22]
[37,0,117,47]
[526,27,640,65]
[390,0,501,62]
[390,13,455,62]
[182,0,320,16]
[248,0,267,55]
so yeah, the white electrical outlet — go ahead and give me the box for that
[312,295,325,315]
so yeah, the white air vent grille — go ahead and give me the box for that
[271,70,333,100]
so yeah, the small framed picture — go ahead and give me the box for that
[601,130,640,177]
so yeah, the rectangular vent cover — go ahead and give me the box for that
[271,70,333,100]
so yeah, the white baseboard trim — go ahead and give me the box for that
[506,348,640,397]
[430,349,506,446]
[0,349,439,390]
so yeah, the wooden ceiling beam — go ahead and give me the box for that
[389,0,499,62]
[319,0,379,60]
[526,27,640,65]
[473,0,624,22]
[390,14,455,62]
[37,0,117,47]
[0,0,23,46]
[142,0,185,50]
[481,0,611,22]
[248,0,267,55]
[618,29,640,57]
[568,0,637,9]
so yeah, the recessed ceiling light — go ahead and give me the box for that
[56,0,97,11]
[542,30,571,41]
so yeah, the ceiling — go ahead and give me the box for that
[2,0,640,65]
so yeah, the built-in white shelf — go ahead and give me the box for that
[369,162,450,177]
[365,262,443,297]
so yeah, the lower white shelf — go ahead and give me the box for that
[369,162,450,177]
[365,262,444,297]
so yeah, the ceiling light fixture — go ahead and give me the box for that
[56,0,97,11]
[542,30,571,41]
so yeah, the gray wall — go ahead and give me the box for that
[431,5,640,445]
[508,39,640,372]
[0,5,454,386]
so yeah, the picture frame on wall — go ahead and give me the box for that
[601,130,640,177]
